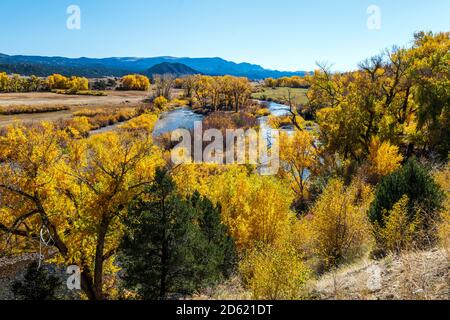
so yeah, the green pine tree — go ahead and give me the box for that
[369,158,444,245]
[119,168,236,300]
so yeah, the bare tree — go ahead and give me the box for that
[153,74,176,100]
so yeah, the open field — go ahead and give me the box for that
[0,91,149,107]
[252,87,309,105]
[0,91,151,127]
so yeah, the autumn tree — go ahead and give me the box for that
[409,31,450,157]
[278,130,318,212]
[0,122,164,300]
[366,136,404,183]
[121,74,151,91]
[309,32,449,161]
[47,74,70,90]
[173,165,295,251]
[153,74,175,99]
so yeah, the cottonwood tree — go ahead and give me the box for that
[0,121,164,300]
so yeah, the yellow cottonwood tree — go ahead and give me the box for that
[278,130,318,211]
[0,122,164,299]
[211,170,294,250]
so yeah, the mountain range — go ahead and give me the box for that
[0,53,306,79]
[145,62,200,77]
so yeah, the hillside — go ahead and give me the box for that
[189,248,449,300]
[310,249,449,300]
[145,62,200,77]
[0,53,306,79]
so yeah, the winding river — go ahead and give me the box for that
[152,101,293,137]
[90,101,294,137]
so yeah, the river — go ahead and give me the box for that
[90,101,294,137]
[152,101,294,137]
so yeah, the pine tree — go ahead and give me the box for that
[119,168,236,300]
[369,158,444,245]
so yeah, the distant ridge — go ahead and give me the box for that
[0,53,307,79]
[145,62,200,77]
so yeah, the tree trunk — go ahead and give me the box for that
[93,216,110,300]
[159,198,168,299]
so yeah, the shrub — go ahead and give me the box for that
[153,95,168,111]
[240,242,310,300]
[254,108,271,117]
[0,105,69,115]
[369,158,444,247]
[66,116,92,138]
[310,179,374,269]
[11,262,60,300]
[119,114,159,134]
[373,195,420,253]
[434,163,450,253]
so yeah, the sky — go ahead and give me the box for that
[0,0,449,71]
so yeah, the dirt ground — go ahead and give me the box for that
[310,248,449,300]
[0,91,149,107]
[0,91,149,127]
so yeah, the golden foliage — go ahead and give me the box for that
[367,137,404,179]
[47,74,89,92]
[278,130,318,208]
[121,74,150,91]
[374,195,419,254]
[153,95,168,111]
[240,242,310,300]
[172,164,295,251]
[434,163,450,253]
[0,122,165,299]
[309,179,374,268]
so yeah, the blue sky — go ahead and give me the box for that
[0,0,449,71]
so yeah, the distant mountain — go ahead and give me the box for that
[0,53,307,79]
[145,62,200,77]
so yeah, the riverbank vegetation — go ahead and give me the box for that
[0,31,448,301]
[0,104,69,115]
[179,75,252,112]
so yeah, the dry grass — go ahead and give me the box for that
[311,248,449,300]
[188,277,251,300]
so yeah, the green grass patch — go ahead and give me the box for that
[252,87,308,105]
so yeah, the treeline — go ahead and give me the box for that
[0,72,89,93]
[0,72,151,93]
[178,75,252,112]
[303,31,450,159]
[0,73,48,92]
[264,75,309,88]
